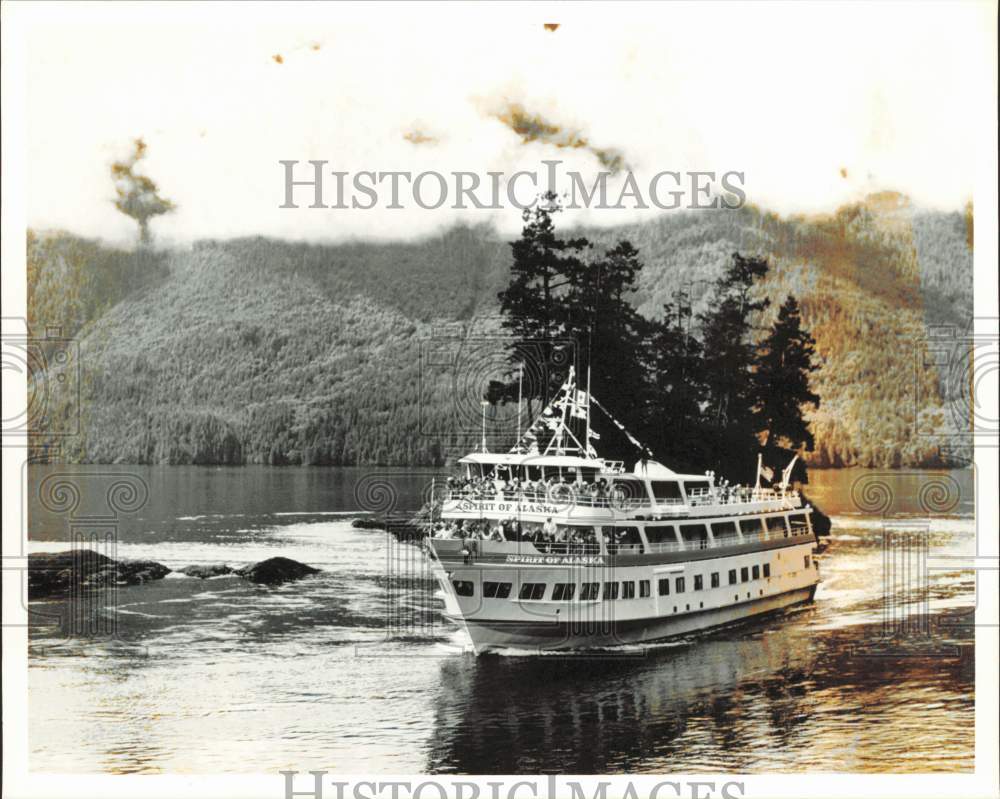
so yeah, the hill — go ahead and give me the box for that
[27,196,973,472]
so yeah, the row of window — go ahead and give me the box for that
[453,556,811,600]
[643,513,809,546]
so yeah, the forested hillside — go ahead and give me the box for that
[27,195,973,470]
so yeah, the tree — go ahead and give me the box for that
[111,138,175,245]
[754,295,820,480]
[644,288,709,470]
[498,192,590,408]
[698,253,771,478]
[563,239,653,441]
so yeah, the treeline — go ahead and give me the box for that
[26,193,972,469]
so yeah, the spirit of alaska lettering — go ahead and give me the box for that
[457,499,562,515]
[505,554,605,566]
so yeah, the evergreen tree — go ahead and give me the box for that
[698,253,770,479]
[754,295,820,481]
[644,288,708,470]
[497,193,590,409]
[563,239,653,456]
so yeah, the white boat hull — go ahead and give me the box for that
[450,584,816,653]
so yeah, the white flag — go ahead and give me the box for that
[576,390,588,406]
[761,464,774,482]
[571,405,587,419]
[588,429,601,440]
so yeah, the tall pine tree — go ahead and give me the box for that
[698,253,770,479]
[644,288,709,471]
[498,193,590,409]
[754,294,820,481]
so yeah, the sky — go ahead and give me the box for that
[13,1,998,244]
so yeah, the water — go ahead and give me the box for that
[26,466,975,774]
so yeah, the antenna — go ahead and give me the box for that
[516,362,524,443]
[480,399,490,454]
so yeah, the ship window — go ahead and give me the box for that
[683,480,710,497]
[728,569,737,585]
[804,555,811,568]
[712,521,737,540]
[675,577,686,594]
[640,580,650,598]
[645,524,676,545]
[789,513,809,535]
[452,580,474,597]
[483,581,511,599]
[580,582,600,600]
[552,583,576,601]
[658,578,670,596]
[766,516,788,536]
[763,563,771,578]
[616,527,642,545]
[740,567,749,582]
[650,481,683,502]
[740,517,764,536]
[602,582,620,600]
[622,581,636,599]
[711,572,720,588]
[694,575,704,591]
[611,479,646,507]
[679,524,709,547]
[519,583,546,600]
[752,565,760,580]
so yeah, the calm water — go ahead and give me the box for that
[27,466,975,774]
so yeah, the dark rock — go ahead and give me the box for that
[177,563,234,579]
[118,559,172,584]
[28,550,171,599]
[351,517,385,530]
[236,556,320,585]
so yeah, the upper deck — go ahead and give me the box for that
[440,480,802,525]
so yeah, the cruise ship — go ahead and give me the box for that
[426,369,820,653]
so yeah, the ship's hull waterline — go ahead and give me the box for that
[448,584,817,653]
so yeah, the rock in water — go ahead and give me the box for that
[177,563,234,579]
[236,557,320,585]
[351,517,385,530]
[28,550,171,599]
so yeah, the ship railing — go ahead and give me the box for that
[442,488,650,512]
[523,541,602,556]
[686,487,799,508]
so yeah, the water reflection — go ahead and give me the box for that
[427,608,973,774]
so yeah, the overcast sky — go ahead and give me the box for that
[16,1,997,244]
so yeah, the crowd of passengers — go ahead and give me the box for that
[446,474,612,503]
[431,517,637,553]
[447,474,764,505]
